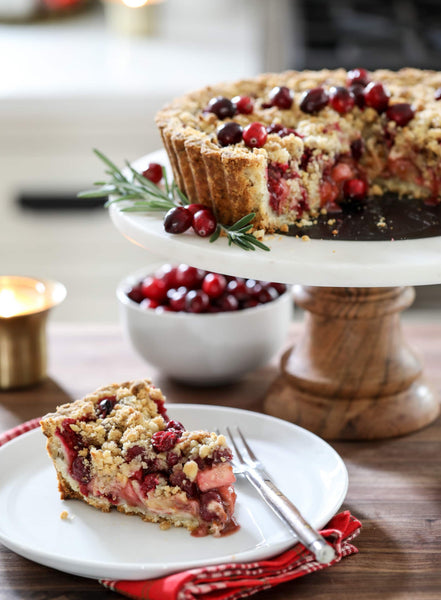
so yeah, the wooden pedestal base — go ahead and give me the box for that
[265,286,439,440]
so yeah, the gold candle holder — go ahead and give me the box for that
[0,276,66,389]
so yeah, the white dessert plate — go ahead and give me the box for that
[0,405,348,580]
[110,150,441,288]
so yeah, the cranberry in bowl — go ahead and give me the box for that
[117,264,292,385]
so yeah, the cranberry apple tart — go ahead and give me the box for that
[156,68,441,232]
[40,379,236,537]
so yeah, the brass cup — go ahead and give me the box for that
[0,277,66,389]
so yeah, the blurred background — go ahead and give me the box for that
[1,0,440,322]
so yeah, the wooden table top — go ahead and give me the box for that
[1,321,440,600]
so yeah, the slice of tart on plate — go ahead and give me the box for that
[40,379,237,537]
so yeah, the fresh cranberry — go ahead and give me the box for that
[300,147,313,171]
[185,289,210,313]
[151,430,179,453]
[386,103,415,127]
[192,209,217,237]
[270,282,287,295]
[202,273,227,298]
[96,396,117,418]
[299,87,329,114]
[242,298,259,309]
[167,452,180,467]
[435,87,441,101]
[140,298,160,310]
[208,96,236,119]
[348,83,366,108]
[232,95,254,114]
[346,68,370,87]
[350,138,364,160]
[343,178,368,201]
[216,294,239,311]
[141,473,159,495]
[141,276,168,302]
[268,86,294,109]
[258,286,279,303]
[168,287,187,311]
[175,265,205,289]
[329,86,355,114]
[57,419,84,452]
[243,122,268,148]
[163,206,193,234]
[142,163,163,184]
[226,278,248,301]
[187,203,212,216]
[155,264,178,289]
[155,306,173,314]
[245,280,263,298]
[363,81,390,113]
[200,491,223,521]
[166,420,185,433]
[126,284,144,304]
[267,123,299,138]
[217,122,243,146]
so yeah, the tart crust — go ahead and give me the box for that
[156,68,441,232]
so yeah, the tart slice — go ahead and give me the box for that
[40,379,237,537]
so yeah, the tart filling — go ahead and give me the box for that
[40,379,237,537]
[156,68,441,232]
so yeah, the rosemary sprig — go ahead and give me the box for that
[78,149,270,252]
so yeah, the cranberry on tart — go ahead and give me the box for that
[156,68,441,232]
[40,379,237,537]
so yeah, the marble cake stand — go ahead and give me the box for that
[110,150,441,440]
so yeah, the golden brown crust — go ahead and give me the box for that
[156,68,441,231]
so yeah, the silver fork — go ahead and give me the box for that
[223,426,336,564]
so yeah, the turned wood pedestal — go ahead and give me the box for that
[264,286,440,440]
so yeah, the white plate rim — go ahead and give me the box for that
[0,405,348,579]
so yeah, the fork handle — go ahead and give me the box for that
[245,471,336,564]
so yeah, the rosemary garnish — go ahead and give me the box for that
[78,149,270,252]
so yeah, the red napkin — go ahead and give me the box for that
[0,421,361,600]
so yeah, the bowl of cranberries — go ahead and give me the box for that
[117,263,292,385]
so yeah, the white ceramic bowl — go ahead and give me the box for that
[117,269,293,385]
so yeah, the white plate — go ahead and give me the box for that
[110,150,441,288]
[0,405,348,580]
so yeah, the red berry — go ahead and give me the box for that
[232,95,254,114]
[168,287,187,311]
[346,68,370,87]
[329,86,355,115]
[142,163,163,184]
[175,265,205,289]
[243,122,268,148]
[300,87,329,114]
[166,420,185,433]
[319,180,339,206]
[216,293,239,312]
[386,103,415,127]
[269,282,287,295]
[192,209,217,237]
[343,178,368,201]
[163,206,193,234]
[96,396,117,418]
[435,87,441,101]
[217,122,243,146]
[242,299,259,309]
[268,86,294,109]
[257,286,279,303]
[155,305,173,314]
[126,284,145,303]
[202,273,227,298]
[226,278,248,301]
[331,162,354,183]
[187,203,212,216]
[155,264,178,289]
[350,138,364,160]
[363,82,390,113]
[140,298,160,310]
[245,280,263,298]
[141,277,168,302]
[348,83,366,108]
[185,290,210,313]
[208,96,236,119]
[151,430,179,453]
[200,490,223,521]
